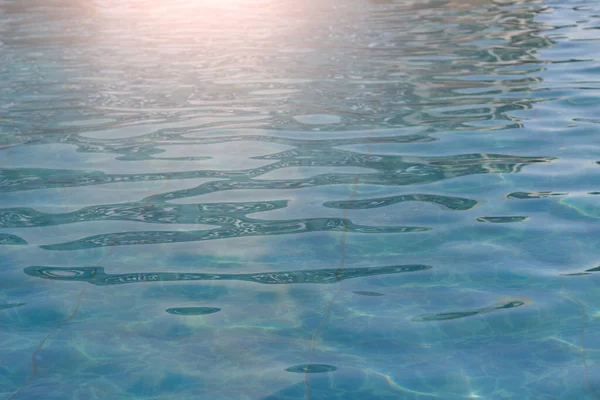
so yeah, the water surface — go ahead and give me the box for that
[2,0,600,398]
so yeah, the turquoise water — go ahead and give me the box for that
[1,0,600,398]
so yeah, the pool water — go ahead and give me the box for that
[1,0,600,398]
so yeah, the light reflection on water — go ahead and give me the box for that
[2,0,600,398]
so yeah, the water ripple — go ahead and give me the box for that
[2,0,599,398]
[24,264,431,286]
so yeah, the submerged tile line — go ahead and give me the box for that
[303,177,358,400]
[6,290,84,400]
[302,86,380,399]
[558,211,600,400]
[563,290,600,400]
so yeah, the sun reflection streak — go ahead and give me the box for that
[368,369,441,398]
[368,369,484,399]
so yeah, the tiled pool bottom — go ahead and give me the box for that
[2,0,600,398]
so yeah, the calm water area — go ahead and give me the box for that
[1,0,600,398]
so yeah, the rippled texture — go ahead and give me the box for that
[2,0,600,398]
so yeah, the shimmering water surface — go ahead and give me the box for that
[1,0,600,398]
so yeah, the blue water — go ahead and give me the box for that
[1,0,600,398]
